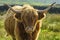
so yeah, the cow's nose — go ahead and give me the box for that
[25,26,33,33]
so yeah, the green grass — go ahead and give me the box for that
[42,13,60,32]
[0,12,60,40]
[38,30,60,40]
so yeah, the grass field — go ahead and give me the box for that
[0,12,60,40]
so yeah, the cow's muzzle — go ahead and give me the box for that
[25,26,35,33]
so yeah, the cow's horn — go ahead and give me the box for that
[4,4,20,13]
[38,2,56,13]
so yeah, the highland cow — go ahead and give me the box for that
[4,2,56,40]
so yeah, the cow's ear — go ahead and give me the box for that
[14,13,23,22]
[14,13,21,20]
[38,11,45,20]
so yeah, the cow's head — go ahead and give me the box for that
[5,2,56,33]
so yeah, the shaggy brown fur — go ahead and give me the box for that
[4,2,56,40]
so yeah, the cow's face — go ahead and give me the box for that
[22,8,39,33]
[14,7,46,33]
[14,8,46,33]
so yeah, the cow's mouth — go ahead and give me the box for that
[25,26,34,33]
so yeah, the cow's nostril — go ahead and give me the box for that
[25,26,33,33]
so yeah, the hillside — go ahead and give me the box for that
[0,0,60,6]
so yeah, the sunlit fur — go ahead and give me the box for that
[5,4,46,40]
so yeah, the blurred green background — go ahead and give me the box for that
[0,0,60,5]
[0,0,60,40]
